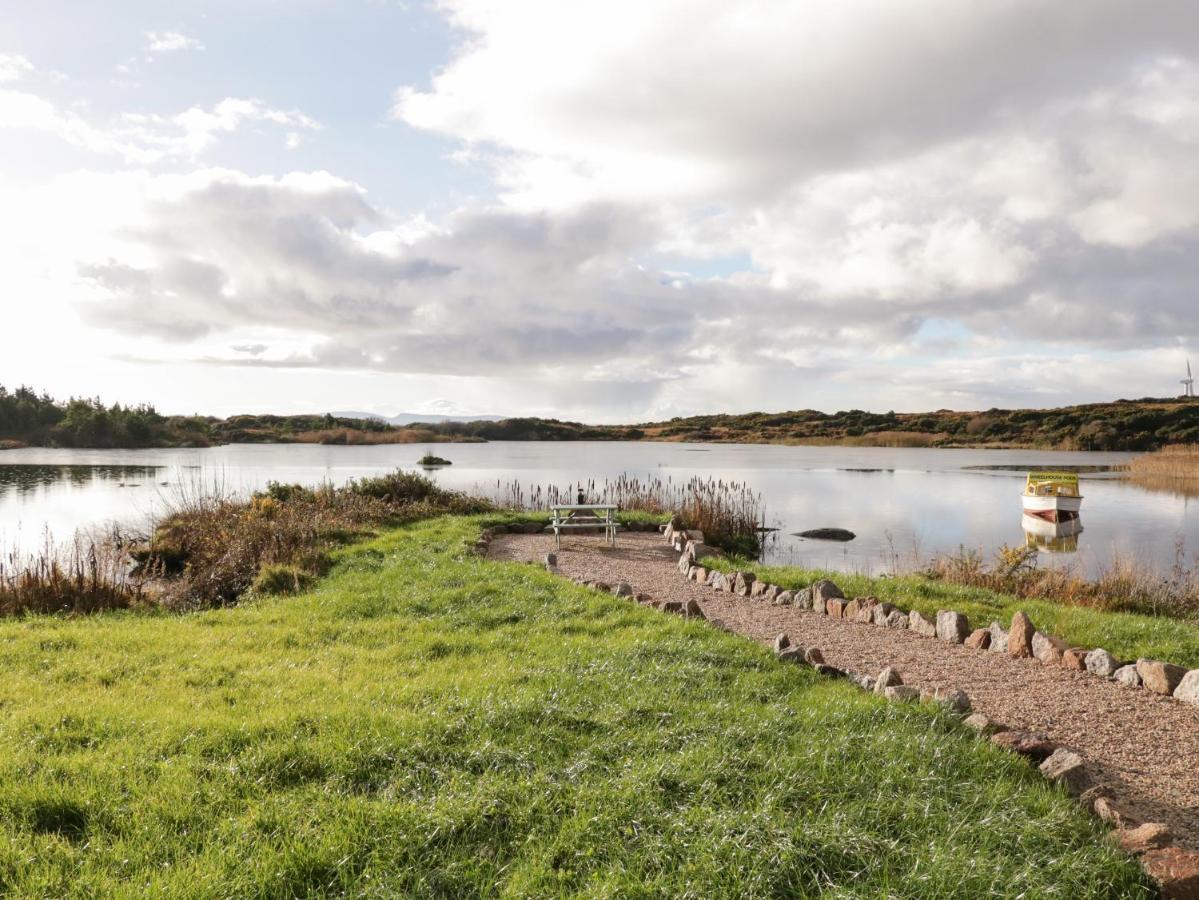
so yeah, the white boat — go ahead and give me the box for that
[1022,471,1083,522]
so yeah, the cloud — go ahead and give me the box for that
[0,53,33,83]
[145,31,204,54]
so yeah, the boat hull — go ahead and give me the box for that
[1021,494,1083,522]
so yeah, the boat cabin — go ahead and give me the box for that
[1023,472,1080,498]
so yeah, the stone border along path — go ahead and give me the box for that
[483,524,1199,899]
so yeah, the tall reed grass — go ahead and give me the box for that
[0,529,151,615]
[1125,444,1199,496]
[490,473,763,554]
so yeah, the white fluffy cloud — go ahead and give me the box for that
[144,31,204,54]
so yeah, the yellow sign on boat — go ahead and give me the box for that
[1025,471,1078,486]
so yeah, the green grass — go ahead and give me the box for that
[0,516,1151,897]
[707,557,1199,668]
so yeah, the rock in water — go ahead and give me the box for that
[795,527,856,541]
[1008,611,1035,658]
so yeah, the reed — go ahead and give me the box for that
[487,473,763,554]
[0,529,150,615]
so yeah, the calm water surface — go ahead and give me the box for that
[1,442,1193,578]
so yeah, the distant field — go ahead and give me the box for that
[0,516,1151,896]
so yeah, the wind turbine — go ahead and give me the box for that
[1184,358,1196,398]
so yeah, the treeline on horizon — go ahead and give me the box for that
[2,383,1198,451]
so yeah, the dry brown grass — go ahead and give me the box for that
[924,542,1199,620]
[1125,444,1199,497]
[294,428,440,445]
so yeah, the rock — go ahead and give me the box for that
[592,582,610,593]
[761,584,781,603]
[684,539,715,562]
[1175,670,1199,706]
[884,685,920,702]
[684,599,704,618]
[1008,611,1035,658]
[734,571,756,597]
[874,667,903,693]
[1038,748,1091,796]
[814,663,846,679]
[708,571,731,592]
[773,632,791,654]
[908,610,937,637]
[963,712,998,734]
[634,593,653,603]
[1091,794,1122,825]
[858,675,876,691]
[884,610,909,629]
[544,552,557,567]
[613,582,634,597]
[796,527,856,541]
[1085,648,1120,678]
[750,579,769,600]
[964,628,991,650]
[810,579,844,610]
[777,647,807,665]
[678,553,693,574]
[792,587,812,610]
[844,599,862,621]
[936,610,970,644]
[774,590,794,606]
[661,600,683,613]
[1060,648,1088,671]
[988,621,1009,653]
[1137,658,1187,696]
[869,602,894,625]
[691,566,708,583]
[826,598,846,619]
[805,648,825,666]
[523,521,544,534]
[932,688,971,715]
[1114,664,1142,687]
[1032,631,1068,665]
[1141,847,1199,899]
[991,729,1058,762]
[1118,822,1174,854]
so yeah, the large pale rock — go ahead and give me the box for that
[963,712,998,734]
[908,610,937,637]
[761,584,781,603]
[964,628,990,650]
[869,602,895,625]
[773,632,791,654]
[1114,664,1143,688]
[774,590,794,606]
[1039,748,1091,796]
[843,599,862,621]
[991,729,1058,762]
[932,687,972,715]
[826,598,847,619]
[777,646,807,665]
[708,571,731,592]
[678,553,693,574]
[1085,648,1119,678]
[936,610,970,644]
[1137,658,1187,696]
[734,571,756,597]
[884,610,909,629]
[1008,611,1035,658]
[988,621,1009,653]
[691,566,708,583]
[884,685,920,702]
[1175,670,1199,706]
[1032,631,1068,665]
[613,582,634,597]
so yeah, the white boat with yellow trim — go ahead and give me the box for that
[1021,471,1083,522]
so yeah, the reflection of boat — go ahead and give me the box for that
[1022,472,1083,522]
[1022,514,1083,552]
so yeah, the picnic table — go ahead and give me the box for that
[550,503,618,549]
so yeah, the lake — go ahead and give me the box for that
[0,442,1192,578]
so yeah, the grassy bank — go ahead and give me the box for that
[707,557,1199,668]
[0,516,1150,896]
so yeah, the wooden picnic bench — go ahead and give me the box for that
[550,503,618,549]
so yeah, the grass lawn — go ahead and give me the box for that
[0,516,1152,897]
[707,557,1199,670]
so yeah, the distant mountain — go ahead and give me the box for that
[330,410,505,426]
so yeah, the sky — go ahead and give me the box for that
[1,1,1198,422]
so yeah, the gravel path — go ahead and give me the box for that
[491,531,1199,851]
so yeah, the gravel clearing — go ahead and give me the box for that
[490,530,1199,852]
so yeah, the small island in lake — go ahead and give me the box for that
[418,453,453,467]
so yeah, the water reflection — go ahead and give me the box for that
[1022,515,1084,553]
[0,465,164,495]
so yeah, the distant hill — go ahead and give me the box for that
[330,410,505,426]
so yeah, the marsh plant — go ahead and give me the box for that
[491,473,763,554]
